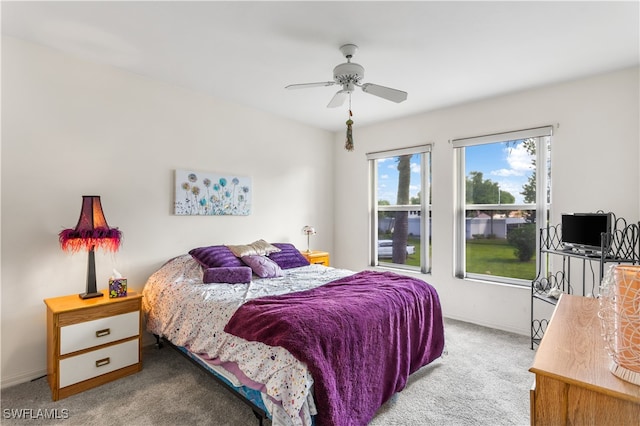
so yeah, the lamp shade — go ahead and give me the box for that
[600,265,640,386]
[59,196,122,252]
[302,226,317,236]
[59,196,122,299]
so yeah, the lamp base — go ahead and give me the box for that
[80,247,103,300]
[79,291,103,300]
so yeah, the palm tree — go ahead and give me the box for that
[392,155,411,264]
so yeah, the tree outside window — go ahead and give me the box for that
[368,146,431,273]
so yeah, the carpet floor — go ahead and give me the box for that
[1,318,534,425]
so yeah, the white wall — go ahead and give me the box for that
[332,67,640,335]
[1,37,335,387]
[3,35,638,388]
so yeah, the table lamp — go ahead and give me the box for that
[302,225,317,253]
[59,196,122,299]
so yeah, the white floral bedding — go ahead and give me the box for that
[142,254,354,425]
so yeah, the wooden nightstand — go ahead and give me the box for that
[301,250,330,266]
[44,290,143,401]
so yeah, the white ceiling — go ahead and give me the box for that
[2,1,639,132]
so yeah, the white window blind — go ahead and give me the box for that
[451,126,553,148]
[366,144,431,160]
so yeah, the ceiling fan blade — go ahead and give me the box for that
[285,82,335,90]
[327,90,348,108]
[360,83,408,103]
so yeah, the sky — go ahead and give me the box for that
[466,141,535,204]
[377,141,535,205]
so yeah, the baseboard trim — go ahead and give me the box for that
[1,368,47,389]
[444,314,528,337]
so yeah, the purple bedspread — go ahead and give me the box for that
[224,270,445,426]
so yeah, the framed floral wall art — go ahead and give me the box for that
[174,169,251,216]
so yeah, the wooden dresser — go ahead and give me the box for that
[529,294,640,425]
[44,290,143,400]
[301,250,330,266]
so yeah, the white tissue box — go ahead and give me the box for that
[109,278,127,298]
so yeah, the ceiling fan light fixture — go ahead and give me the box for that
[333,62,364,85]
[285,43,407,108]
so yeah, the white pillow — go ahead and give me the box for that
[226,239,281,257]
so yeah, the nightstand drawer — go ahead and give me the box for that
[309,254,329,265]
[301,250,330,266]
[60,311,139,355]
[59,339,139,388]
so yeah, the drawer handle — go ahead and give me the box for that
[95,357,111,368]
[96,328,111,338]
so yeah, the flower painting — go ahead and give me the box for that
[174,169,251,216]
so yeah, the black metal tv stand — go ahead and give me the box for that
[530,213,639,349]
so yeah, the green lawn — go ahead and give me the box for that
[466,238,536,280]
[378,236,423,268]
[380,236,536,280]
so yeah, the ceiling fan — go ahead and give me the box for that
[285,44,408,108]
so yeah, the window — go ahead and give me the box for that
[368,145,431,273]
[453,126,552,285]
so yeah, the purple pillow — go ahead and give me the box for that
[189,245,244,268]
[241,255,284,278]
[203,267,252,284]
[268,243,310,269]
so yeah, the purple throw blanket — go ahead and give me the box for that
[224,270,445,426]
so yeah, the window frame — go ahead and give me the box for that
[452,126,553,286]
[367,144,432,274]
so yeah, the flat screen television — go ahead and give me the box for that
[561,213,611,252]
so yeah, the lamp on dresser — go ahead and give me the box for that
[59,195,122,299]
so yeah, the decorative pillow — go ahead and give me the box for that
[241,255,284,278]
[226,239,281,258]
[268,243,310,269]
[203,266,252,284]
[225,244,256,258]
[189,245,244,268]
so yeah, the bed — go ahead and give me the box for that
[142,242,445,426]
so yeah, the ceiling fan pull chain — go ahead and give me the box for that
[345,109,354,152]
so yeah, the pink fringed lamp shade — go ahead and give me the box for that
[59,196,121,299]
[59,196,121,252]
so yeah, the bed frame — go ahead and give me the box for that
[154,335,268,426]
